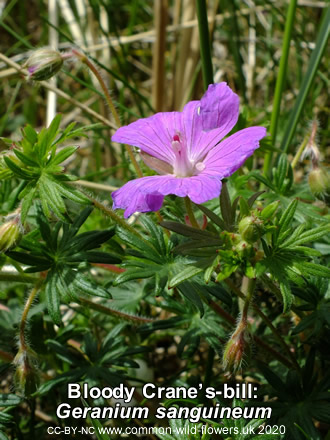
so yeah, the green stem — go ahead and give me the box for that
[263,0,298,175]
[196,0,214,88]
[240,276,255,323]
[72,49,143,178]
[280,6,330,154]
[184,197,199,229]
[89,195,143,238]
[79,298,154,324]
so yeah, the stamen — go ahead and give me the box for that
[195,162,205,171]
[172,140,181,153]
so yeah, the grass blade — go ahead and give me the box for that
[280,5,330,154]
[263,0,298,175]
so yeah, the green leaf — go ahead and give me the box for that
[116,227,160,262]
[177,282,204,316]
[114,268,157,285]
[279,280,294,313]
[46,114,62,146]
[286,225,330,248]
[197,203,226,229]
[3,156,33,179]
[139,215,167,256]
[21,186,37,222]
[295,262,330,278]
[53,181,90,205]
[0,394,22,407]
[13,149,39,167]
[160,221,217,240]
[73,273,111,299]
[0,430,10,440]
[274,154,289,191]
[169,265,204,288]
[82,398,111,440]
[49,146,78,166]
[23,124,38,145]
[45,272,62,325]
[278,199,298,239]
[7,251,50,268]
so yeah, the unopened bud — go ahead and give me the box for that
[14,347,39,396]
[223,323,251,374]
[260,200,280,221]
[308,167,330,202]
[238,216,263,243]
[24,48,64,81]
[0,213,22,252]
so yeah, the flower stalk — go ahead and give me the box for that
[71,49,143,178]
[184,197,199,229]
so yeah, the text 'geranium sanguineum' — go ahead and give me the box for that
[112,82,266,217]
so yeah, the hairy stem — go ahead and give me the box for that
[19,281,43,351]
[88,196,143,238]
[79,297,154,324]
[72,49,143,178]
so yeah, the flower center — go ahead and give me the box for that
[171,133,204,177]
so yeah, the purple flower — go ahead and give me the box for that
[112,83,266,218]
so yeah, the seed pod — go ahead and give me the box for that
[24,48,64,81]
[238,216,263,243]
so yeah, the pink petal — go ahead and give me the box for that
[203,127,267,178]
[112,178,164,218]
[112,112,183,164]
[182,82,240,161]
[112,174,223,217]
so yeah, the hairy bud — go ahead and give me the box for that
[14,347,39,396]
[0,212,22,252]
[24,48,64,81]
[223,322,251,374]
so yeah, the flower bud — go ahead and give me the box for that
[14,347,39,396]
[222,323,251,374]
[24,48,64,81]
[238,216,263,243]
[260,200,280,221]
[0,213,22,252]
[308,167,330,202]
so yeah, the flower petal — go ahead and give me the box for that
[111,111,183,164]
[112,178,164,218]
[182,82,240,160]
[203,127,267,177]
[112,174,223,217]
